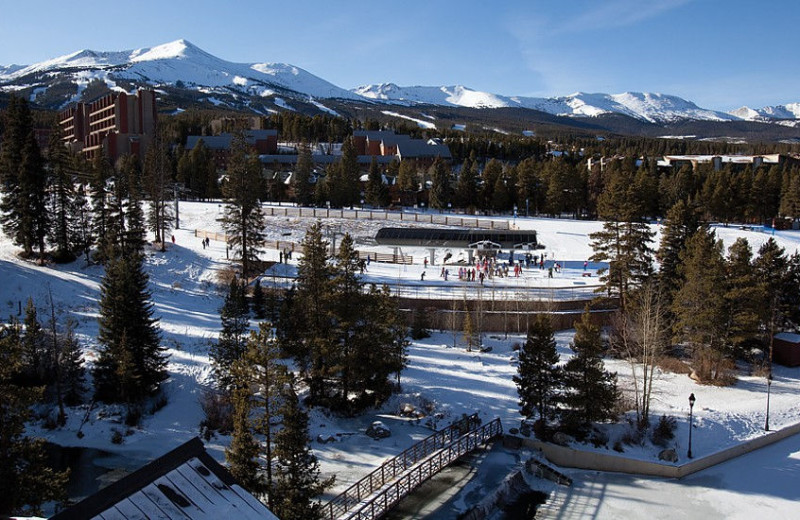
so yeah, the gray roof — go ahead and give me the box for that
[51,438,278,520]
[259,154,396,166]
[186,130,277,151]
[396,140,452,160]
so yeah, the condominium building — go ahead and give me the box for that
[58,89,157,162]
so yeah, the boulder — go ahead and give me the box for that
[399,403,416,416]
[366,421,392,439]
[317,433,337,444]
[552,432,574,446]
[658,448,679,463]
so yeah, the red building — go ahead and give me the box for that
[184,130,278,171]
[58,89,157,163]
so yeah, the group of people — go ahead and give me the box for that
[200,236,210,249]
[278,248,294,263]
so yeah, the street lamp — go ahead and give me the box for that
[688,393,696,459]
[765,371,773,431]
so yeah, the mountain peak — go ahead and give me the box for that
[129,39,208,62]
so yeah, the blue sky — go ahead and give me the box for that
[1,0,798,111]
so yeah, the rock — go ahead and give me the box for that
[317,433,336,444]
[400,403,416,415]
[552,432,574,446]
[366,420,391,439]
[658,448,678,463]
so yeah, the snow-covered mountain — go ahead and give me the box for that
[0,39,360,110]
[1,39,798,129]
[730,103,800,121]
[354,83,739,124]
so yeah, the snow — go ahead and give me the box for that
[380,110,437,129]
[2,203,800,518]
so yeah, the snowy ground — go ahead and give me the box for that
[2,201,800,518]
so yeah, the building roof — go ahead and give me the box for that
[396,139,452,160]
[186,130,277,151]
[775,332,800,344]
[51,438,278,520]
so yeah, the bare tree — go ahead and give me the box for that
[610,281,669,427]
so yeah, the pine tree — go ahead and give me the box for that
[21,298,48,387]
[428,157,451,210]
[513,315,561,424]
[656,199,700,309]
[396,160,418,192]
[271,378,331,520]
[293,142,314,206]
[410,307,431,340]
[225,361,264,495]
[589,167,654,311]
[90,154,114,263]
[365,156,387,207]
[221,131,266,277]
[0,96,48,261]
[286,222,334,403]
[0,319,69,517]
[94,251,167,403]
[252,278,267,320]
[46,125,77,263]
[561,311,618,432]
[143,128,174,251]
[454,156,478,210]
[60,318,86,406]
[725,238,766,358]
[72,183,93,264]
[672,227,729,381]
[211,277,251,390]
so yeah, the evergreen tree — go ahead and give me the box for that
[143,128,174,251]
[89,154,114,263]
[221,131,266,277]
[271,378,331,520]
[396,160,418,192]
[211,277,251,390]
[428,157,451,210]
[754,238,793,362]
[120,155,147,257]
[234,324,288,506]
[410,307,431,340]
[672,227,729,381]
[0,319,69,517]
[20,297,48,387]
[513,316,561,424]
[454,156,479,210]
[589,167,654,311]
[72,183,93,264]
[60,318,86,406]
[480,159,503,210]
[364,156,387,207]
[491,170,511,212]
[286,222,334,402]
[338,136,361,207]
[656,199,701,309]
[252,278,266,320]
[0,96,48,261]
[225,360,264,495]
[293,142,315,206]
[93,250,167,403]
[561,311,617,432]
[46,125,77,262]
[725,238,766,358]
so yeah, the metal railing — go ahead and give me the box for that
[340,417,504,520]
[321,415,483,520]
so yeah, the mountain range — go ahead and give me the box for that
[1,39,799,140]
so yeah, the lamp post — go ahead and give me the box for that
[765,371,773,431]
[688,393,696,459]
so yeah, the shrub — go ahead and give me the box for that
[651,415,677,447]
[111,429,124,444]
[199,390,234,437]
[656,356,692,375]
[125,406,143,427]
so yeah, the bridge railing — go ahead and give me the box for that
[342,418,504,520]
[321,415,482,520]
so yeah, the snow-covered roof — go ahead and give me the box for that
[185,130,277,150]
[51,437,278,520]
[775,332,800,343]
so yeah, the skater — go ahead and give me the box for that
[205,237,210,248]
[279,251,283,263]
[421,271,425,281]
[424,257,428,269]
[201,238,206,249]
[171,235,175,244]
[584,260,588,271]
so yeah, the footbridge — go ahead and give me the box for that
[321,415,503,520]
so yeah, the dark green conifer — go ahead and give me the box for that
[513,315,561,425]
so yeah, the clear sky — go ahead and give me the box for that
[1,0,798,111]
